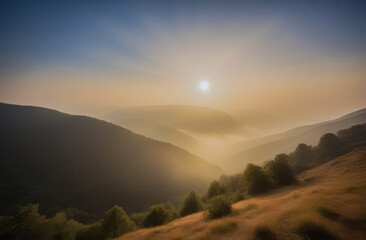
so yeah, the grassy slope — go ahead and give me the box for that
[117,147,366,240]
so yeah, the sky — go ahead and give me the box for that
[1,0,365,127]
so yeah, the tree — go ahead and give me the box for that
[265,156,296,185]
[207,195,232,218]
[316,133,343,162]
[294,144,313,164]
[207,180,225,199]
[12,203,51,240]
[289,144,314,172]
[142,204,170,227]
[338,124,366,144]
[243,164,272,195]
[220,174,241,193]
[180,191,204,217]
[101,205,135,238]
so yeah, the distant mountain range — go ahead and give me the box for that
[224,108,366,172]
[104,105,246,135]
[103,105,265,158]
[0,102,222,216]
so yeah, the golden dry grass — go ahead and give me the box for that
[116,147,366,240]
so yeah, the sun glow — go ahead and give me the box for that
[199,80,210,92]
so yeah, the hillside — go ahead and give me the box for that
[225,108,366,172]
[113,118,204,157]
[231,109,280,133]
[0,103,222,216]
[104,105,251,136]
[117,147,366,240]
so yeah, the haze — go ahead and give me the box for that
[1,0,365,129]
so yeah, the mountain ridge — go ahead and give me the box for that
[0,102,222,216]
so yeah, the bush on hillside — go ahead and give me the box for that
[76,221,103,240]
[180,191,204,217]
[290,143,314,172]
[265,155,296,185]
[207,195,232,219]
[101,205,135,238]
[316,133,343,162]
[142,204,170,227]
[129,212,147,227]
[207,180,225,199]
[61,207,98,224]
[11,203,52,240]
[243,164,273,195]
[220,174,242,193]
[337,124,366,144]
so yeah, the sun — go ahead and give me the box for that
[199,80,210,92]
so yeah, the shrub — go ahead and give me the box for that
[12,203,52,240]
[265,156,296,185]
[316,133,343,162]
[207,195,232,219]
[243,164,273,195]
[162,201,180,220]
[61,207,98,224]
[180,191,204,217]
[101,205,135,238]
[296,220,339,240]
[142,204,170,227]
[290,144,314,172]
[220,174,242,193]
[129,212,147,227]
[207,180,225,199]
[337,124,366,144]
[76,221,103,240]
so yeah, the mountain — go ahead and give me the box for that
[114,118,204,157]
[0,102,222,216]
[117,147,366,240]
[104,105,249,136]
[225,108,366,172]
[230,109,279,133]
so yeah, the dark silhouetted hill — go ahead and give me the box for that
[0,103,222,216]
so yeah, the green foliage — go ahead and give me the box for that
[76,221,103,240]
[207,195,232,219]
[265,155,296,185]
[12,203,52,240]
[220,174,242,193]
[207,180,225,199]
[291,144,314,172]
[179,191,204,217]
[129,212,147,227]
[242,164,273,195]
[61,207,98,224]
[316,133,343,162]
[338,124,366,144]
[141,204,170,227]
[101,205,135,238]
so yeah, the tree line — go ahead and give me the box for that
[1,124,365,239]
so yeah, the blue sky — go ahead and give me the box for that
[1,0,365,75]
[0,0,365,124]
